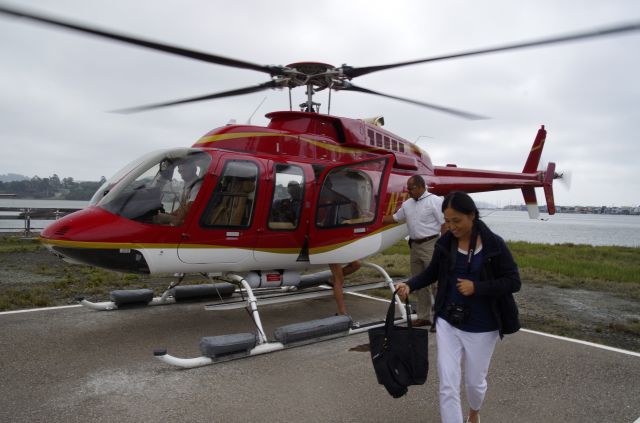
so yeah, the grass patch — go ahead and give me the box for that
[0,235,41,253]
[2,237,639,307]
[604,320,640,335]
[508,242,640,283]
[351,240,640,298]
[508,241,640,299]
[0,287,54,310]
[379,241,410,256]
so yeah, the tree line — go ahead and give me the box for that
[0,174,107,200]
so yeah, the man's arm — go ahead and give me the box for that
[382,215,397,224]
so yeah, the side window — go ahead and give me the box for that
[367,129,375,146]
[376,133,383,147]
[268,165,305,230]
[316,158,387,227]
[201,161,258,228]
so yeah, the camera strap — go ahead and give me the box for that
[466,223,479,274]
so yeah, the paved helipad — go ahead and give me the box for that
[0,293,638,423]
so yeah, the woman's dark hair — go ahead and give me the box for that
[442,191,480,221]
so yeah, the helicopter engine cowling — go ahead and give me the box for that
[243,270,301,289]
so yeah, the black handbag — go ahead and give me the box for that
[368,290,429,398]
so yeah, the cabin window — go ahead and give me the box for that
[97,149,211,226]
[367,129,375,146]
[399,143,405,153]
[268,164,305,230]
[384,136,391,149]
[392,139,398,151]
[376,133,383,147]
[200,160,258,228]
[315,158,387,227]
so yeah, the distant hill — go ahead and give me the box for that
[0,174,105,200]
[0,173,29,183]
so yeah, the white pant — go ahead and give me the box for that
[436,318,499,423]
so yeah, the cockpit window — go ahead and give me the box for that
[97,148,211,225]
[89,150,163,206]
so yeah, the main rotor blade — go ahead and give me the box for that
[345,21,640,78]
[341,84,487,120]
[111,81,278,113]
[0,4,279,75]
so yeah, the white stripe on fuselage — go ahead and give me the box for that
[139,224,409,274]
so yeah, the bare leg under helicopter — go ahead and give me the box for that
[328,261,361,315]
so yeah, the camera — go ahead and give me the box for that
[445,303,470,325]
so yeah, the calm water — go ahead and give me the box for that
[0,199,88,233]
[482,210,640,248]
[1,200,638,247]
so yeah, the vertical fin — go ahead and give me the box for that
[543,162,557,215]
[522,125,547,173]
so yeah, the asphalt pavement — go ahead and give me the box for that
[0,293,638,423]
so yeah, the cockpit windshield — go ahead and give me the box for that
[93,148,211,225]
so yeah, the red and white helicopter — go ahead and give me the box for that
[2,5,638,367]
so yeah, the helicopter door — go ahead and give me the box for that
[308,156,391,265]
[253,162,310,265]
[178,156,261,265]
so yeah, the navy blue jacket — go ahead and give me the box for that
[407,220,521,337]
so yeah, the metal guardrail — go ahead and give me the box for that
[0,207,83,236]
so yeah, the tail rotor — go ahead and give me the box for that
[555,170,572,190]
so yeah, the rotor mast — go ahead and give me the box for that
[300,83,321,113]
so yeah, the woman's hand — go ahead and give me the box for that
[395,282,410,300]
[456,278,475,296]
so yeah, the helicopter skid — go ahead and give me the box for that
[153,317,407,369]
[77,282,237,311]
[76,283,336,312]
[78,295,177,311]
[154,262,411,369]
[204,281,389,311]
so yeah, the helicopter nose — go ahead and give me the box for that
[40,207,150,273]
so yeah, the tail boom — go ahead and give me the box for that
[428,125,557,217]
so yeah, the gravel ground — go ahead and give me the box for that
[1,247,639,352]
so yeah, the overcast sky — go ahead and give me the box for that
[1,0,639,207]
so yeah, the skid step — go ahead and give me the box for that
[200,333,257,358]
[173,283,235,301]
[274,315,352,344]
[111,288,154,306]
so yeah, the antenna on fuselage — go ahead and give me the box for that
[247,96,267,124]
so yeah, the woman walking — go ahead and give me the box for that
[396,191,521,423]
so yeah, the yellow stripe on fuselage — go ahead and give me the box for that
[39,238,178,250]
[195,132,375,155]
